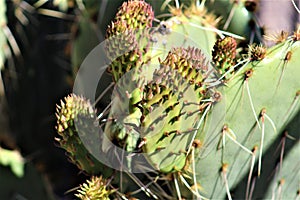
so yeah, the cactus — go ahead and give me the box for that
[75,176,115,200]
[54,0,300,199]
[105,0,154,82]
[55,94,112,176]
[194,31,300,199]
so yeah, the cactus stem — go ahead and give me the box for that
[230,59,252,81]
[221,163,232,200]
[218,59,250,82]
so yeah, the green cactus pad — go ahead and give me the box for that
[194,38,300,199]
[55,94,110,175]
[103,46,213,173]
[140,67,208,172]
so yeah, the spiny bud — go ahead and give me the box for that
[212,37,237,77]
[160,47,208,88]
[56,94,96,135]
[105,29,142,82]
[248,44,266,61]
[55,94,107,174]
[75,176,115,200]
[106,0,154,38]
[293,24,300,41]
[105,0,154,82]
[114,0,154,30]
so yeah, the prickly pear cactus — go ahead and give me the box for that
[54,0,300,199]
[55,94,111,175]
[132,47,212,173]
[195,31,300,199]
[102,0,218,173]
[212,36,237,79]
[75,176,115,200]
[105,0,154,82]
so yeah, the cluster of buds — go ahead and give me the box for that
[212,37,237,78]
[105,0,154,82]
[55,94,107,174]
[75,176,115,200]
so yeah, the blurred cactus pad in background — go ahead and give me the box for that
[0,0,299,199]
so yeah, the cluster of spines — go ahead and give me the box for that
[212,36,237,78]
[248,43,266,61]
[184,1,219,27]
[160,47,208,94]
[105,0,154,82]
[55,94,105,174]
[113,0,154,30]
[75,176,115,200]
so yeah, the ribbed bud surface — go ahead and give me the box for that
[105,0,154,82]
[212,37,237,77]
[55,94,107,174]
[75,176,114,200]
